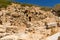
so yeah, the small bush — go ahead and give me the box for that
[21,3,33,7]
[0,0,12,8]
[53,4,60,16]
[54,4,60,11]
[41,7,52,11]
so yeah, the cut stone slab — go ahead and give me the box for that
[46,32,60,40]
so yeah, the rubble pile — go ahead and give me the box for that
[0,3,60,40]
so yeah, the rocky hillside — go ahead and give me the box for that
[0,3,60,40]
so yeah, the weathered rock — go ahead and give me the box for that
[0,3,59,40]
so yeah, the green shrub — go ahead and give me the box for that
[41,7,52,11]
[53,4,60,16]
[0,0,12,8]
[21,3,33,7]
[54,4,60,11]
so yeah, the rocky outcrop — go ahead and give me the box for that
[0,3,60,40]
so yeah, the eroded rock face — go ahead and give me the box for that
[0,3,60,40]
